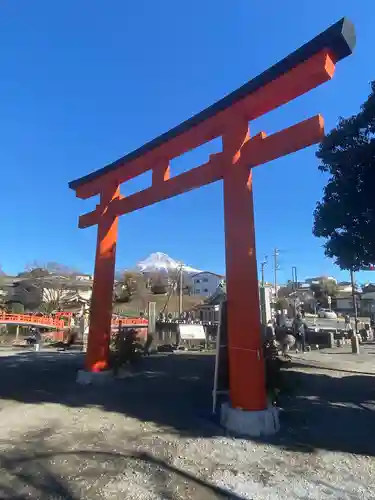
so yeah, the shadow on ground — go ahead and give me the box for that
[0,352,221,437]
[269,366,375,456]
[0,427,243,500]
[0,351,375,457]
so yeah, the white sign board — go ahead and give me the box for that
[178,324,206,340]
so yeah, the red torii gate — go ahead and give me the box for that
[69,19,355,419]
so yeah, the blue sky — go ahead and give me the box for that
[0,1,374,284]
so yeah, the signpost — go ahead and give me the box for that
[147,302,156,337]
[212,302,229,414]
[178,323,206,341]
[350,269,360,354]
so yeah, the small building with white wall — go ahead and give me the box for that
[335,292,360,314]
[191,272,225,297]
[360,290,375,316]
[305,276,337,285]
[192,281,274,325]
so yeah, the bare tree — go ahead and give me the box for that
[23,261,79,277]
[39,278,76,314]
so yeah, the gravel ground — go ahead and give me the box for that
[0,350,374,499]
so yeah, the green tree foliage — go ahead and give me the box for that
[275,298,289,311]
[313,81,375,270]
[114,271,148,308]
[277,286,292,299]
[10,302,24,314]
[310,278,337,308]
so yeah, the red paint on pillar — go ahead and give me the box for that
[85,184,120,372]
[223,121,267,411]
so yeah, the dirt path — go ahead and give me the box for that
[0,351,374,499]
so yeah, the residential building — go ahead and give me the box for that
[359,284,375,316]
[191,272,225,297]
[5,275,92,312]
[192,281,274,324]
[336,282,353,294]
[285,287,317,313]
[335,292,353,312]
[261,284,274,322]
[305,276,337,285]
[335,292,361,314]
[195,303,221,324]
[73,273,93,281]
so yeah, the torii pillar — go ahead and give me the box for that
[85,183,120,372]
[222,120,267,411]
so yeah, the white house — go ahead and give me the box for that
[336,282,353,294]
[192,281,274,324]
[359,285,375,316]
[191,272,225,297]
[305,276,337,285]
[260,284,273,323]
[73,274,93,282]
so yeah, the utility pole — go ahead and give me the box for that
[260,257,268,325]
[260,257,268,287]
[350,268,360,354]
[178,264,183,318]
[292,266,298,317]
[292,266,298,292]
[273,248,279,300]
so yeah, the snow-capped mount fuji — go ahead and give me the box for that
[137,252,201,275]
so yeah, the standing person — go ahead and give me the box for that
[275,310,281,327]
[144,332,153,356]
[263,325,282,406]
[34,328,42,352]
[64,315,78,351]
[279,330,296,358]
[344,313,351,332]
[292,313,307,353]
[300,305,305,319]
[79,309,90,351]
[69,314,76,332]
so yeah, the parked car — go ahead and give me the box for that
[318,308,337,319]
[157,344,175,353]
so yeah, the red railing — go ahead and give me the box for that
[0,313,148,330]
[54,311,73,319]
[112,317,148,327]
[0,313,65,329]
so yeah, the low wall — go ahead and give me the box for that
[275,327,339,349]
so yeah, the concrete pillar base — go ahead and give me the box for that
[351,335,360,354]
[220,402,280,437]
[76,369,113,386]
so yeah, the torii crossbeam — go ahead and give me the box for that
[69,18,355,413]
